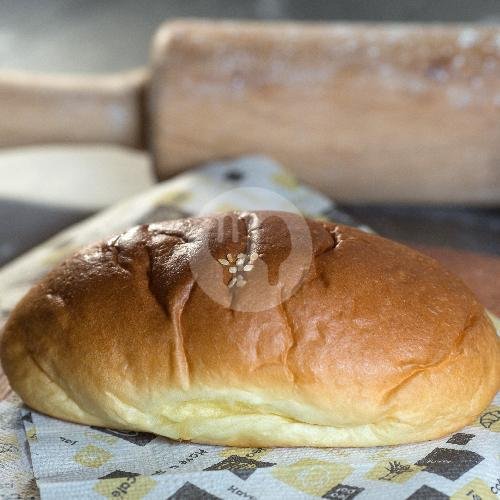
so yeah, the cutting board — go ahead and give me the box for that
[0,245,498,401]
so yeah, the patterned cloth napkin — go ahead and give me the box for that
[0,156,498,500]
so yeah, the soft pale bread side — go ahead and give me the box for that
[1,212,498,447]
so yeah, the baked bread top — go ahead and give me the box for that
[1,211,498,447]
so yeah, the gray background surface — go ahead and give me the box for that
[2,0,500,73]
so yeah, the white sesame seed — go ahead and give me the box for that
[237,253,246,259]
[228,277,237,288]
[218,259,230,265]
[249,252,259,262]
[229,267,237,274]
[243,264,254,271]
[236,258,245,266]
[227,253,234,262]
[458,28,478,49]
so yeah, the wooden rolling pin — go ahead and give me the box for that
[1,20,500,204]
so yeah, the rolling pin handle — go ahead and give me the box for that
[0,68,148,150]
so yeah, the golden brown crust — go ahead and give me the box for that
[1,211,498,447]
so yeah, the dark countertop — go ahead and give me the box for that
[340,204,500,255]
[1,199,498,269]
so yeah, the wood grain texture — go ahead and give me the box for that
[1,245,498,402]
[0,69,148,149]
[150,20,500,203]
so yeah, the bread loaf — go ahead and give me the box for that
[1,211,498,447]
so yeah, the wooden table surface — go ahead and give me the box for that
[0,245,498,402]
